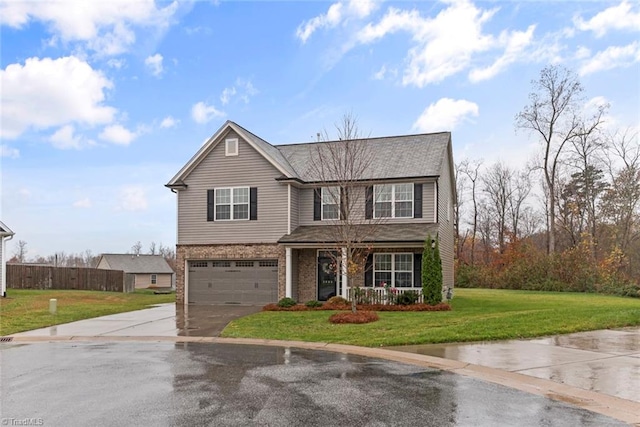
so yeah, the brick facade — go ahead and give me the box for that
[176,243,285,305]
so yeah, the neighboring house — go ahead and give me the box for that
[96,254,174,289]
[0,221,15,297]
[166,121,456,305]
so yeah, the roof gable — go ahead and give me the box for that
[166,121,296,187]
[97,254,174,274]
[0,220,14,237]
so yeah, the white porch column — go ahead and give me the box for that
[285,247,292,298]
[341,248,348,299]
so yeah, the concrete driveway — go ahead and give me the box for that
[0,341,628,427]
[10,303,262,338]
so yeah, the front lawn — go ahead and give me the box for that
[222,289,640,347]
[0,289,175,336]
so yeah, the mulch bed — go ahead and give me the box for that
[262,302,451,312]
[329,311,379,324]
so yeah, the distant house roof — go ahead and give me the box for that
[98,254,174,274]
[0,220,14,237]
[166,120,452,186]
[278,223,439,245]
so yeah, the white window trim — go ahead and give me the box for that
[372,253,414,288]
[150,274,157,285]
[321,186,340,220]
[373,183,414,219]
[214,186,250,221]
[225,138,238,156]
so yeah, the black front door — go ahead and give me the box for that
[317,255,337,301]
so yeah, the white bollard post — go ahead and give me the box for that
[49,298,57,315]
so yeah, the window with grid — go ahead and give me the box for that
[235,261,254,267]
[215,187,249,220]
[373,253,414,287]
[374,184,413,218]
[321,187,340,220]
[191,261,208,268]
[151,274,157,285]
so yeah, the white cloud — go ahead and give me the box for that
[579,41,640,75]
[373,64,387,80]
[144,53,163,77]
[117,186,148,211]
[0,0,180,56]
[49,125,83,149]
[160,116,179,128]
[357,2,501,87]
[220,78,259,105]
[469,25,536,82]
[0,145,20,159]
[1,56,116,139]
[99,124,138,145]
[73,197,92,208]
[296,0,378,43]
[191,101,225,124]
[107,58,126,69]
[574,1,640,38]
[413,98,479,133]
[220,87,236,105]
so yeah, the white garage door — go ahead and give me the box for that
[188,260,278,304]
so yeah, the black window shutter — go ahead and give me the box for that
[340,187,348,220]
[414,253,422,287]
[364,254,373,287]
[414,183,423,218]
[365,186,373,219]
[207,190,215,221]
[313,188,321,221]
[250,187,258,220]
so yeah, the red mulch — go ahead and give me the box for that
[262,302,451,312]
[329,311,379,324]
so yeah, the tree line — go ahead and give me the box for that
[456,65,639,296]
[9,240,176,272]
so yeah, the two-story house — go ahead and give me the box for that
[166,121,455,306]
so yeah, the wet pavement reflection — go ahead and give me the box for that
[0,341,627,427]
[388,327,640,403]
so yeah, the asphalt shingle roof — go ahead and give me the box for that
[275,132,450,182]
[99,254,174,274]
[278,223,439,244]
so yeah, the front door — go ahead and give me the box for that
[317,254,337,301]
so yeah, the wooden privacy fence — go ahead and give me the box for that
[7,264,126,292]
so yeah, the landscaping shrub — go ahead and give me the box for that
[422,234,443,305]
[305,300,323,308]
[326,296,349,306]
[329,311,379,324]
[276,297,297,308]
[262,302,451,312]
[393,290,420,305]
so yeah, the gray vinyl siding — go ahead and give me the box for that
[290,185,299,232]
[437,147,455,289]
[177,130,288,244]
[134,273,172,288]
[298,181,436,226]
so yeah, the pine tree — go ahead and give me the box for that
[422,234,443,305]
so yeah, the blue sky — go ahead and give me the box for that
[1,0,639,258]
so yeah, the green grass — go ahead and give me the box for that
[222,289,640,347]
[0,289,175,336]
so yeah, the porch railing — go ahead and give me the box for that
[346,287,424,305]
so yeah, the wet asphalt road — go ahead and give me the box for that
[0,342,626,427]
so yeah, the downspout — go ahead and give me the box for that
[2,234,14,298]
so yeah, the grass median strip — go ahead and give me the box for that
[221,289,640,347]
[0,289,175,336]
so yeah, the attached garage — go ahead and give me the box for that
[187,259,278,304]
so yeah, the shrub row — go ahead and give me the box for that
[263,300,451,312]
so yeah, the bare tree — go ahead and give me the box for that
[13,240,28,263]
[516,65,605,253]
[454,161,469,260]
[508,169,532,242]
[460,159,482,265]
[130,241,143,255]
[307,113,386,313]
[148,241,157,255]
[482,162,513,254]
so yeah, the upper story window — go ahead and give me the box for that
[215,187,249,220]
[374,183,413,218]
[321,187,340,220]
[225,138,238,156]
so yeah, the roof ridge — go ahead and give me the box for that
[275,131,451,148]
